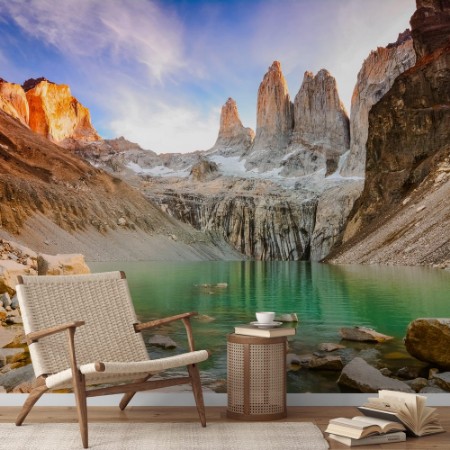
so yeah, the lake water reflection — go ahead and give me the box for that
[89,261,450,393]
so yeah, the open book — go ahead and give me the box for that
[325,416,405,439]
[358,390,445,437]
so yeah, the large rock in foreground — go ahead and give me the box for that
[37,253,91,276]
[405,318,450,369]
[338,357,414,393]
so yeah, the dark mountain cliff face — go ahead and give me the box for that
[410,0,450,59]
[327,0,450,266]
[152,187,317,260]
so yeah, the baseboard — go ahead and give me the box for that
[1,393,449,407]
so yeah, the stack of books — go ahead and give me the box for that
[325,416,406,447]
[325,390,445,447]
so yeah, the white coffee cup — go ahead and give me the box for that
[256,311,275,324]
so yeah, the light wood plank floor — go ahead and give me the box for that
[0,406,449,448]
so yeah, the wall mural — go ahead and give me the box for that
[1,0,450,397]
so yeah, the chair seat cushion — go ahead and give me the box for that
[45,350,209,389]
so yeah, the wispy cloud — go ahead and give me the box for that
[3,0,186,82]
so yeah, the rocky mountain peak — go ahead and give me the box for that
[22,77,55,92]
[245,60,293,167]
[209,97,254,156]
[221,97,239,126]
[293,68,349,153]
[25,79,101,145]
[268,60,282,73]
[387,29,412,48]
[411,0,450,60]
[255,60,293,136]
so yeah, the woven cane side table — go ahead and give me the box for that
[227,333,287,420]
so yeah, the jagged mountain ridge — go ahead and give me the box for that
[78,63,363,261]
[77,49,416,261]
[0,15,426,263]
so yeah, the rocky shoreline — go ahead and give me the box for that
[0,238,90,393]
[287,323,450,394]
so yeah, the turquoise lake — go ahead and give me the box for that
[88,261,450,393]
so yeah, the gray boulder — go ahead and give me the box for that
[0,328,16,348]
[405,377,429,392]
[303,354,344,371]
[290,353,343,371]
[0,364,34,391]
[420,385,447,393]
[432,372,450,391]
[318,343,345,352]
[340,326,393,342]
[337,357,414,393]
[148,335,177,349]
[0,293,11,308]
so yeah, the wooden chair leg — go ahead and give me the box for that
[119,375,152,411]
[73,372,89,449]
[188,364,206,427]
[15,378,48,426]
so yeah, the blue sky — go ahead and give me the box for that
[1,0,416,153]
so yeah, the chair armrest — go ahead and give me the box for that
[134,312,198,351]
[26,321,85,344]
[133,312,197,332]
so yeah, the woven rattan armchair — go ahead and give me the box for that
[15,271,209,448]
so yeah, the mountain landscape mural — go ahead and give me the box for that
[0,0,449,396]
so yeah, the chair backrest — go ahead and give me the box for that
[16,271,149,378]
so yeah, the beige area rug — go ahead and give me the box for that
[0,422,329,449]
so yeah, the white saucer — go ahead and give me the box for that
[250,321,282,328]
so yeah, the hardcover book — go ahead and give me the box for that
[328,431,406,447]
[234,324,296,338]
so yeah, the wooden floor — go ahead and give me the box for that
[0,406,449,448]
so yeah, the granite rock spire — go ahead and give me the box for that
[245,61,294,168]
[210,97,254,155]
[293,69,349,153]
